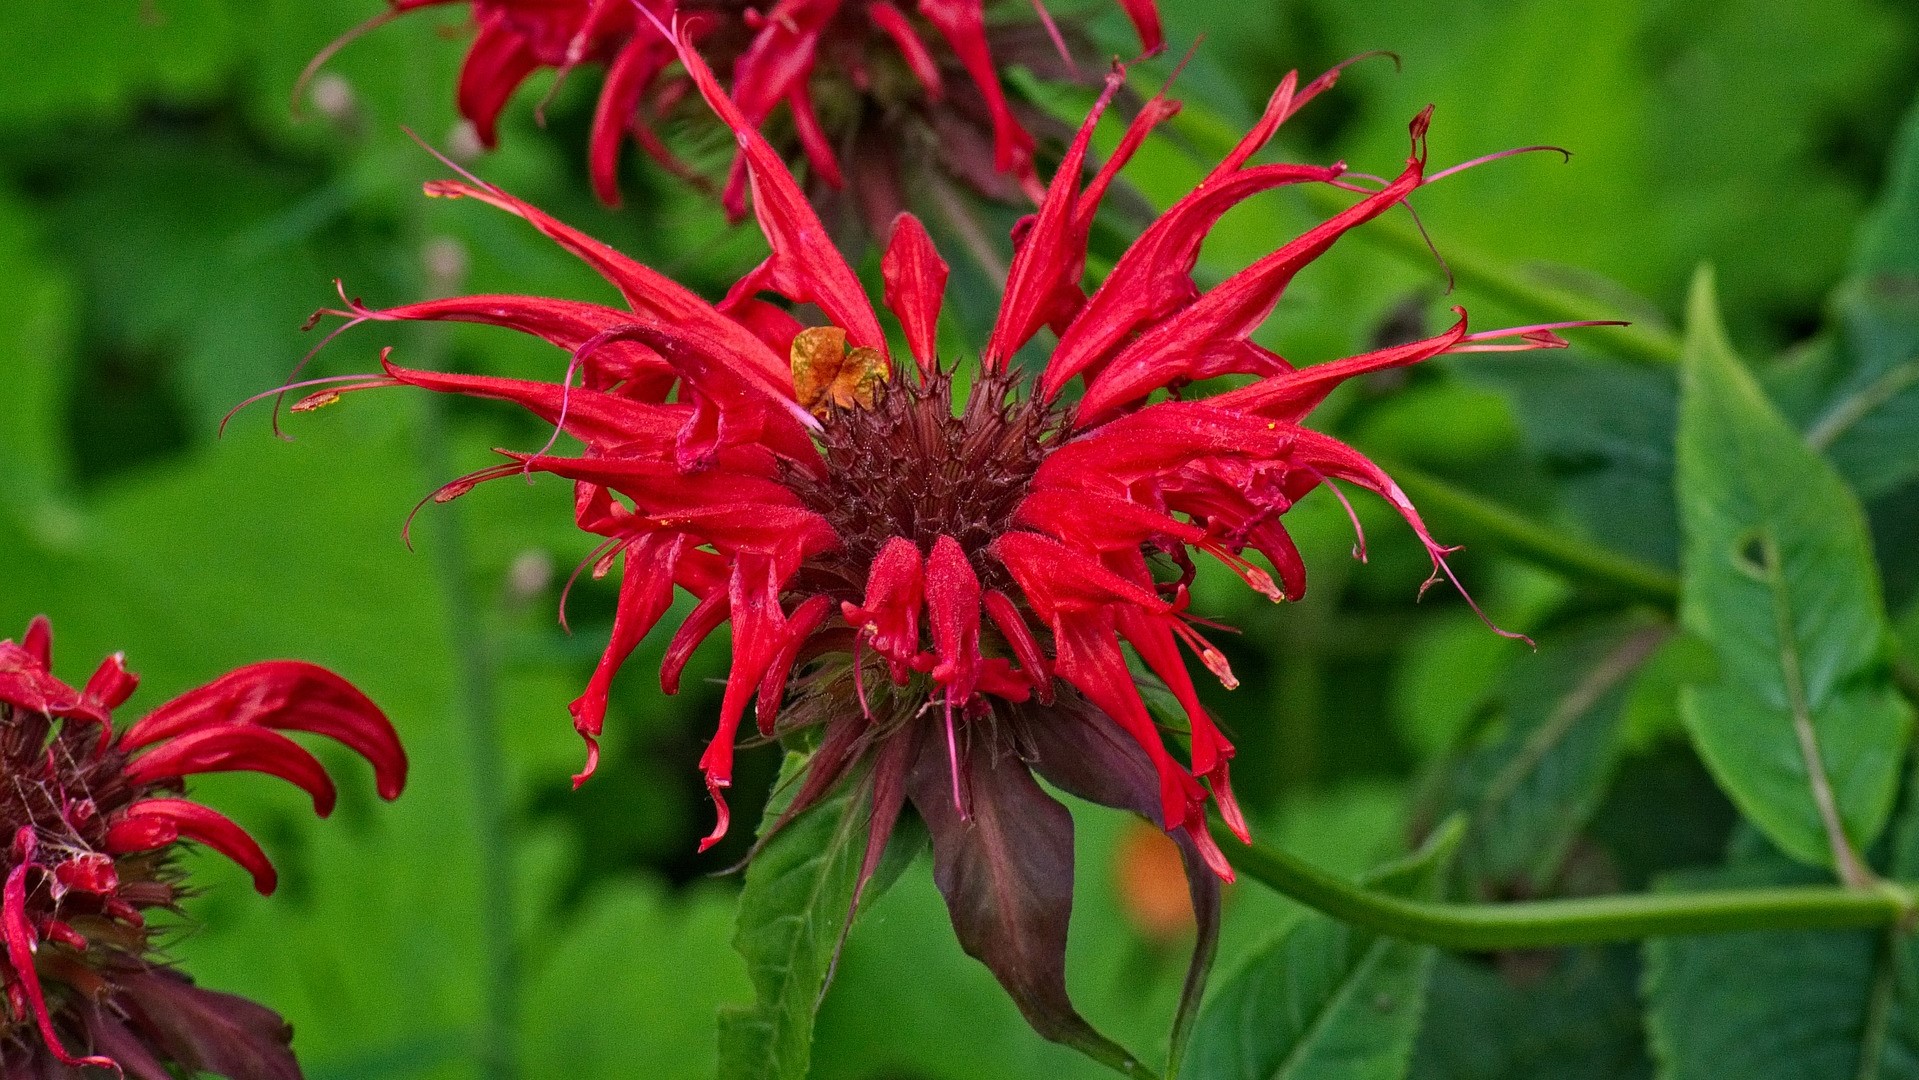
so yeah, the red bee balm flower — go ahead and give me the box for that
[313,0,1160,220]
[0,617,406,1078]
[282,31,1589,1055]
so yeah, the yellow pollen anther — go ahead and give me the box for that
[791,325,890,417]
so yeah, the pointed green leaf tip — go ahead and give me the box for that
[1181,819,1464,1080]
[1674,266,1912,881]
[717,753,870,1080]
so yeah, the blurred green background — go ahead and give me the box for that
[0,1,1914,1077]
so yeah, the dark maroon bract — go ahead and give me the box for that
[0,618,406,1078]
[277,28,1590,1055]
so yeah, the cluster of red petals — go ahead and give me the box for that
[288,23,1581,889]
[357,0,1161,208]
[0,617,405,1076]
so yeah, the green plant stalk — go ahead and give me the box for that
[1295,186,1683,367]
[1382,463,1681,607]
[1218,822,1917,949]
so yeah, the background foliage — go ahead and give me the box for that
[0,0,1916,1077]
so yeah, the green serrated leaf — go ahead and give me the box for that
[1642,837,1919,1080]
[1181,821,1462,1080]
[1431,620,1667,894]
[1675,267,1912,877]
[718,752,871,1080]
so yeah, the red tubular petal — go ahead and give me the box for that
[983,590,1052,703]
[1041,163,1343,399]
[991,530,1170,617]
[83,654,139,715]
[419,179,791,387]
[456,18,541,149]
[1212,313,1470,421]
[982,68,1123,370]
[590,35,674,208]
[569,534,688,760]
[757,594,834,734]
[110,800,278,896]
[1113,0,1164,54]
[1076,111,1432,424]
[881,214,949,372]
[841,536,925,683]
[695,554,797,849]
[662,589,731,696]
[4,830,118,1072]
[0,640,105,729]
[727,0,835,126]
[917,0,1036,177]
[868,2,943,97]
[125,726,339,818]
[378,353,687,451]
[786,85,845,189]
[122,662,406,802]
[664,21,887,353]
[925,536,984,704]
[1049,617,1198,831]
[22,616,50,666]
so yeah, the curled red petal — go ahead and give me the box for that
[663,18,886,352]
[569,533,688,755]
[881,213,949,372]
[925,535,983,704]
[590,34,674,208]
[869,2,943,97]
[757,594,834,734]
[125,726,339,818]
[81,652,140,712]
[983,590,1052,703]
[4,830,119,1072]
[918,0,1036,178]
[22,616,51,666]
[842,536,925,683]
[109,799,278,896]
[122,662,406,802]
[456,18,541,149]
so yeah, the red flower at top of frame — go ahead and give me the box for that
[314,0,1161,223]
[276,28,1592,1057]
[0,616,406,1078]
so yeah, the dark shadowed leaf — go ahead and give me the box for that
[1026,696,1222,1078]
[717,752,871,1080]
[1182,819,1462,1080]
[1421,620,1667,895]
[1642,827,1919,1080]
[1466,355,1681,569]
[1675,269,1912,876]
[1768,91,1919,499]
[1411,946,1652,1080]
[912,719,1153,1078]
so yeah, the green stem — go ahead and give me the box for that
[1219,823,1918,949]
[1384,463,1681,607]
[1296,186,1683,367]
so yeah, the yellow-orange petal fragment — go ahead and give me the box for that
[791,325,891,416]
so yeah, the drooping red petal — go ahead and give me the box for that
[696,553,801,850]
[868,2,943,97]
[983,590,1052,702]
[786,85,845,189]
[125,726,339,818]
[1212,312,1470,421]
[841,536,925,683]
[590,34,675,207]
[666,21,887,353]
[925,535,984,705]
[107,799,278,895]
[122,661,406,802]
[756,594,834,734]
[1112,0,1164,54]
[456,18,542,149]
[421,179,793,388]
[4,829,119,1072]
[568,533,689,778]
[881,214,949,372]
[917,0,1036,177]
[981,68,1123,370]
[0,639,106,730]
[1074,110,1433,423]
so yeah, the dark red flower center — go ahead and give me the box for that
[793,365,1058,595]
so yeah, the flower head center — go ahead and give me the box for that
[795,364,1054,589]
